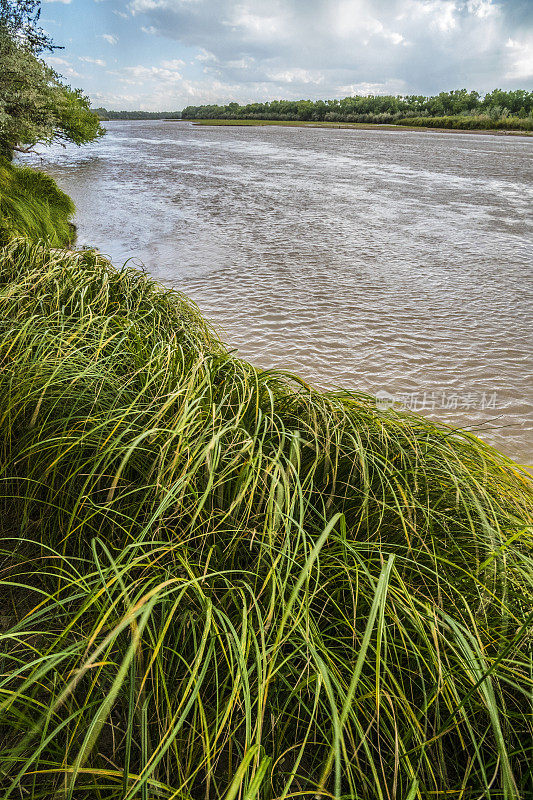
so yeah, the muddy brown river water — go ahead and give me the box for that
[23,120,533,464]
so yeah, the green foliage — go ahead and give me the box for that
[482,89,533,115]
[0,160,75,244]
[0,0,54,53]
[397,115,533,131]
[0,241,532,799]
[94,107,182,120]
[0,26,104,159]
[182,89,533,127]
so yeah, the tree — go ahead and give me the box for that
[0,2,104,160]
[0,0,55,53]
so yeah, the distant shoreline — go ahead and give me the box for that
[182,118,533,137]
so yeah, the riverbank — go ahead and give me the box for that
[190,118,533,136]
[1,239,532,798]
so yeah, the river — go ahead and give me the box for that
[24,121,533,464]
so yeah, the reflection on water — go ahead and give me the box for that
[22,121,533,464]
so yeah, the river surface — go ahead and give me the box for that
[24,121,533,464]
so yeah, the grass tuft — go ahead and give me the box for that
[0,240,532,799]
[0,161,75,246]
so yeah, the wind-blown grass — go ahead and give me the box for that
[396,115,533,131]
[0,161,75,246]
[0,240,532,799]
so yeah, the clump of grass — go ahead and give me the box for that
[0,240,532,799]
[0,160,75,246]
[397,115,533,131]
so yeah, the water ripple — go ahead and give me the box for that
[21,121,533,464]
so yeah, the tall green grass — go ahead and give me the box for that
[396,116,533,131]
[0,161,75,246]
[0,240,532,799]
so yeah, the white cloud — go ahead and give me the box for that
[91,90,140,106]
[130,0,167,10]
[225,7,288,41]
[126,0,516,87]
[505,36,533,80]
[226,56,256,70]
[467,0,498,19]
[79,56,107,66]
[117,60,184,84]
[43,0,72,4]
[47,56,71,66]
[195,48,217,63]
[384,30,406,44]
[161,58,186,68]
[404,1,459,33]
[265,68,325,85]
[337,80,407,95]
[46,56,82,78]
[102,34,119,45]
[91,0,531,109]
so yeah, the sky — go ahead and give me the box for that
[40,0,533,110]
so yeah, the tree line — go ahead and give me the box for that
[93,108,182,120]
[182,89,533,124]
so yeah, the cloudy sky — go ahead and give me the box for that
[40,0,533,110]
